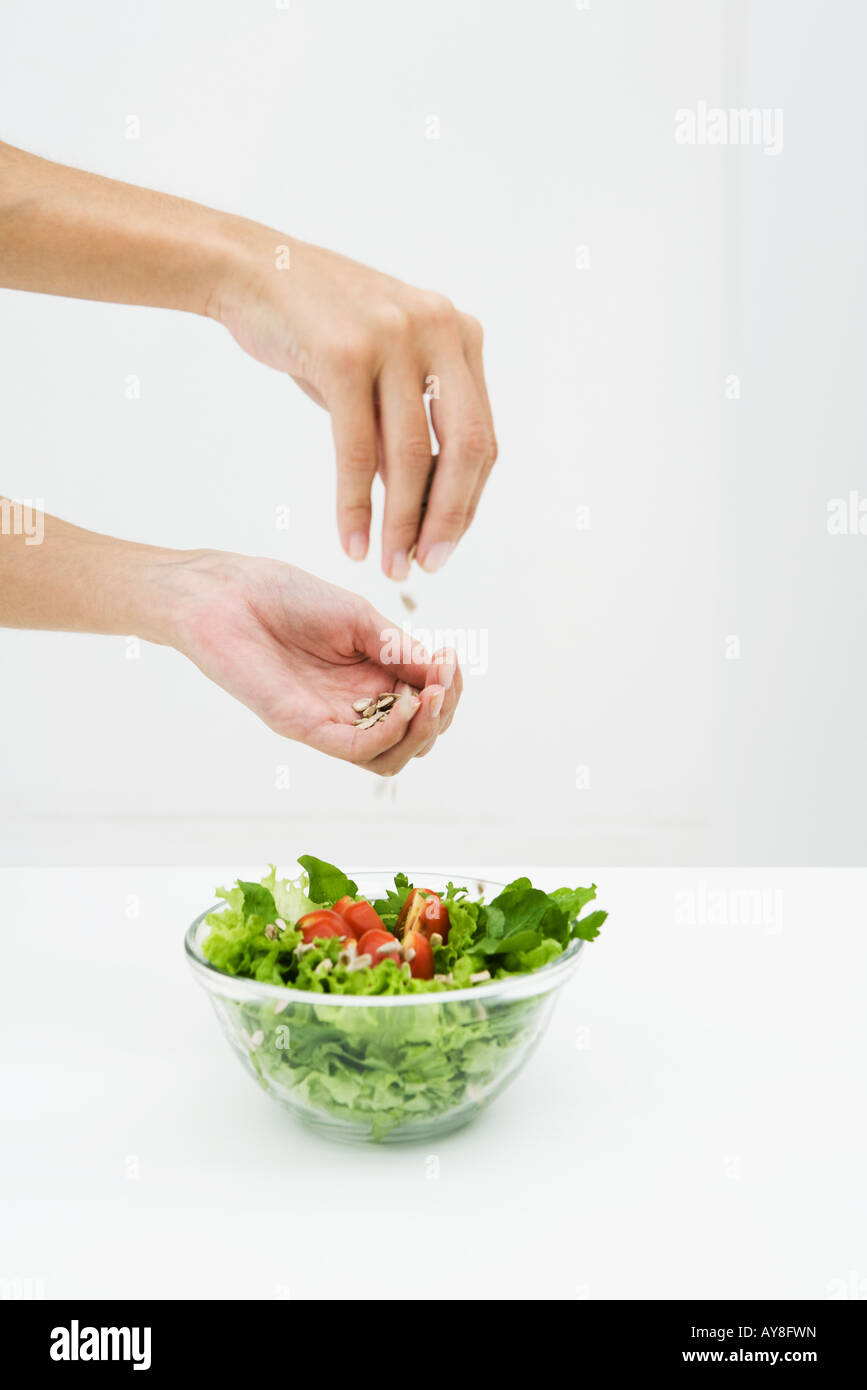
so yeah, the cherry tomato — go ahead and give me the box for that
[397,887,433,934]
[403,930,434,980]
[343,899,386,937]
[332,896,355,919]
[297,909,347,944]
[356,928,401,967]
[398,888,449,943]
[421,894,449,943]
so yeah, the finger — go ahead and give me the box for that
[357,610,436,689]
[365,683,446,776]
[395,649,459,761]
[429,647,460,723]
[458,313,498,521]
[418,357,495,572]
[376,364,433,580]
[330,381,378,562]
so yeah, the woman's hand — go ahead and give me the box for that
[208,236,497,579]
[0,142,496,577]
[171,550,461,774]
[0,508,461,775]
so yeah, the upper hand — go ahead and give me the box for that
[209,236,497,580]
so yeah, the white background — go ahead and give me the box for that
[1,865,864,1300]
[1,0,865,1305]
[4,0,863,867]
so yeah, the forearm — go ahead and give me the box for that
[0,503,193,644]
[0,141,263,316]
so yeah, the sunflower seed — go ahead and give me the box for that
[404,946,416,962]
[315,958,333,975]
[469,970,491,984]
[376,693,397,709]
[354,713,381,729]
[434,972,453,983]
[429,932,443,948]
[274,997,290,1015]
[264,922,278,940]
[376,939,401,953]
[352,697,373,712]
[347,953,373,971]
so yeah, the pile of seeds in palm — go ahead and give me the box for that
[351,692,399,729]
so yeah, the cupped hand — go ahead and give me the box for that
[170,550,461,774]
[209,236,497,580]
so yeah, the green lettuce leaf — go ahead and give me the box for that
[297,855,358,904]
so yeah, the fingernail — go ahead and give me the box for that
[348,531,368,562]
[421,541,454,574]
[390,550,410,582]
[429,686,445,718]
[438,649,456,690]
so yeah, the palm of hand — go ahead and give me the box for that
[176,556,453,772]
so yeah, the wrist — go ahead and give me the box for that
[143,546,257,654]
[201,215,297,326]
[121,545,218,648]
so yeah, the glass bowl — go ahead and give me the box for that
[185,872,586,1144]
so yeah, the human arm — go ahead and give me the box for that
[0,503,459,774]
[0,141,497,577]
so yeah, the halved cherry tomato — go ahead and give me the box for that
[297,909,347,944]
[398,889,450,944]
[332,896,385,939]
[342,899,386,938]
[356,928,401,967]
[397,887,432,934]
[403,929,434,980]
[420,894,449,942]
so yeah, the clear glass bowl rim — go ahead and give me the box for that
[184,870,586,1009]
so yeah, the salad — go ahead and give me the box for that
[201,856,607,995]
[196,858,606,1140]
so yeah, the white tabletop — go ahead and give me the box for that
[2,865,864,1300]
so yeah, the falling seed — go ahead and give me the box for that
[400,593,417,613]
